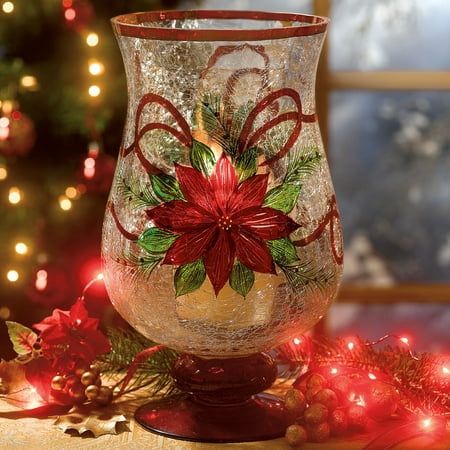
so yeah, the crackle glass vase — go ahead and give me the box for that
[103,10,342,442]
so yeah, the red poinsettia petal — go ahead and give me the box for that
[147,200,215,232]
[227,174,269,212]
[163,226,217,266]
[210,153,238,214]
[234,206,300,240]
[33,309,70,333]
[69,298,89,324]
[204,230,235,295]
[232,229,276,274]
[175,164,218,215]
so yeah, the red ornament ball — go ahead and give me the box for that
[308,422,330,443]
[347,404,368,431]
[312,388,339,411]
[329,409,348,436]
[365,381,398,421]
[285,424,307,448]
[304,403,329,425]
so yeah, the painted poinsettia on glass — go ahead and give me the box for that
[143,153,300,296]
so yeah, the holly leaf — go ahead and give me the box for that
[267,238,299,266]
[263,183,301,213]
[138,227,177,254]
[174,260,206,297]
[5,321,37,356]
[54,405,127,438]
[190,140,216,176]
[150,174,184,202]
[230,262,255,297]
[235,147,257,182]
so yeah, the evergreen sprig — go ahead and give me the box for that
[98,327,178,396]
[115,172,160,211]
[285,147,322,185]
[280,259,334,292]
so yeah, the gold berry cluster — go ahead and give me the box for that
[51,363,113,406]
[284,372,369,447]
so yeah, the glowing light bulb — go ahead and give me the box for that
[59,195,72,211]
[368,373,377,380]
[88,60,104,76]
[84,157,95,169]
[86,32,99,47]
[65,186,78,199]
[0,166,7,180]
[347,341,355,350]
[293,337,301,345]
[15,242,28,255]
[96,273,104,280]
[422,418,432,429]
[8,187,22,204]
[64,8,76,21]
[88,85,101,97]
[399,337,409,345]
[442,366,449,375]
[6,270,19,282]
[0,306,11,320]
[2,2,14,14]
[35,269,48,291]
[0,117,9,128]
[330,367,338,375]
[20,75,38,89]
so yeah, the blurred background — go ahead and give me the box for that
[0,0,448,359]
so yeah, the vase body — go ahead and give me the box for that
[102,11,342,358]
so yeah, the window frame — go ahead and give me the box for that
[313,0,450,303]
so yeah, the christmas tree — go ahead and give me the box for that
[0,0,179,359]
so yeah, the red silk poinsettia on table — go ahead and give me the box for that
[1,298,111,407]
[146,153,300,295]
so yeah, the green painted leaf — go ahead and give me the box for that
[175,260,206,297]
[138,228,177,254]
[235,147,257,182]
[190,140,216,176]
[229,262,255,297]
[150,174,184,202]
[263,183,301,213]
[267,238,299,266]
[6,321,38,356]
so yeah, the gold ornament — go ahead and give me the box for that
[95,386,113,406]
[81,371,96,386]
[89,364,100,377]
[51,375,66,391]
[85,385,99,400]
[54,405,127,438]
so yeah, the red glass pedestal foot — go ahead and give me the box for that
[134,353,289,443]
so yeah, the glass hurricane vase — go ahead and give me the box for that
[103,10,342,443]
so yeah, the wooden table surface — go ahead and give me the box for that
[1,396,448,450]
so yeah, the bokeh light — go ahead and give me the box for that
[86,32,99,47]
[15,242,28,255]
[6,269,19,282]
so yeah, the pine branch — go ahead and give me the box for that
[280,259,334,292]
[98,327,178,396]
[123,251,162,282]
[115,171,160,211]
[285,147,322,185]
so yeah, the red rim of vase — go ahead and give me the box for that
[111,10,329,41]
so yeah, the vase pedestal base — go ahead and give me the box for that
[134,352,288,443]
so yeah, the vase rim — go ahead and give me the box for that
[111,10,329,42]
